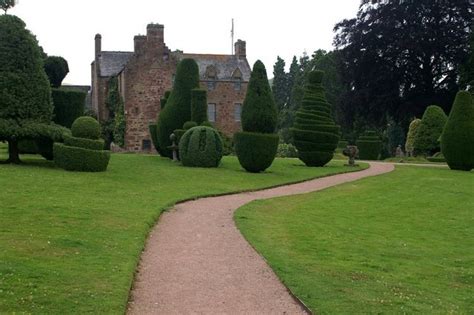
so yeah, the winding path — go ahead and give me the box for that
[127,162,394,314]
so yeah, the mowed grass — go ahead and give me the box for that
[235,166,474,313]
[0,142,366,313]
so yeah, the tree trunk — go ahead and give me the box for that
[7,138,21,164]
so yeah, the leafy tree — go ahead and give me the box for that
[441,91,474,171]
[460,33,474,92]
[405,118,421,157]
[102,76,125,149]
[44,56,69,88]
[413,105,447,156]
[272,56,287,112]
[334,0,473,130]
[0,0,15,14]
[0,15,66,164]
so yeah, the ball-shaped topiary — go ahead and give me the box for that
[441,91,474,171]
[405,118,421,156]
[413,105,447,156]
[179,126,223,168]
[356,131,382,160]
[71,116,101,140]
[157,59,200,158]
[291,70,340,166]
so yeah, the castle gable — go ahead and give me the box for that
[181,54,251,82]
[99,51,133,77]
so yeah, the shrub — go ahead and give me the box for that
[441,91,474,171]
[179,126,223,167]
[52,88,85,128]
[405,118,421,156]
[44,56,69,88]
[356,131,382,160]
[149,124,162,154]
[414,105,447,156]
[173,129,186,147]
[64,136,104,150]
[191,89,208,124]
[157,59,199,158]
[53,143,110,172]
[427,152,446,163]
[201,121,214,128]
[71,116,101,140]
[183,121,198,130]
[337,140,349,149]
[276,143,298,158]
[234,132,279,173]
[160,90,171,110]
[219,131,234,156]
[291,70,340,166]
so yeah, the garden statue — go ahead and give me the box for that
[395,145,404,158]
[343,145,359,167]
[169,133,179,162]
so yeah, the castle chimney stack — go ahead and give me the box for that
[147,23,164,43]
[134,35,146,53]
[234,39,246,59]
[95,34,102,58]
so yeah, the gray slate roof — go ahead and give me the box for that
[182,54,251,81]
[98,51,133,77]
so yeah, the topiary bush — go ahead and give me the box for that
[235,132,279,172]
[414,105,447,156]
[234,60,279,172]
[44,56,69,88]
[183,121,198,130]
[405,118,421,156]
[201,121,214,128]
[356,131,382,160]
[52,88,86,128]
[291,70,340,166]
[157,59,199,158]
[441,91,474,171]
[179,126,223,167]
[54,116,110,172]
[191,89,208,125]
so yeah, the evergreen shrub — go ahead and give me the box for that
[405,118,421,156]
[414,105,447,156]
[183,121,198,130]
[64,136,104,151]
[52,88,85,128]
[291,70,340,166]
[71,116,101,140]
[356,131,382,160]
[235,132,279,173]
[191,89,208,124]
[441,91,474,171]
[276,143,298,158]
[179,126,223,167]
[201,121,214,128]
[148,124,161,154]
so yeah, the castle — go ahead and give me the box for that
[91,23,251,152]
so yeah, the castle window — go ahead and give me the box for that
[208,103,216,122]
[207,81,216,91]
[142,139,151,151]
[234,81,241,91]
[234,103,242,122]
[205,65,218,80]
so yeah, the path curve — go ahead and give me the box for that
[127,162,394,314]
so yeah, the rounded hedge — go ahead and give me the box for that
[183,121,198,130]
[414,105,447,156]
[234,132,279,173]
[441,91,474,171]
[291,70,340,167]
[71,116,101,140]
[53,143,110,172]
[356,131,382,160]
[179,126,223,168]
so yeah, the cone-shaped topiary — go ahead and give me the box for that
[157,59,199,158]
[441,91,474,171]
[234,60,279,173]
[179,126,223,167]
[405,118,421,156]
[191,89,208,125]
[413,105,447,156]
[54,116,110,172]
[356,131,382,160]
[290,70,340,166]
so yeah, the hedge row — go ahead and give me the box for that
[52,88,85,128]
[64,136,104,150]
[54,143,110,172]
[356,131,382,160]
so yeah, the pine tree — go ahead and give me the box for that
[272,56,287,113]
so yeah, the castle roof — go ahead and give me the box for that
[98,51,133,77]
[181,54,251,81]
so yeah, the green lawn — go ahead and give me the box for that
[235,166,473,313]
[0,143,366,313]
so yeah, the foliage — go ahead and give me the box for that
[52,88,85,128]
[0,0,15,13]
[64,135,105,151]
[413,105,447,156]
[385,118,405,157]
[272,56,288,113]
[219,131,234,156]
[236,166,474,313]
[148,124,161,154]
[276,143,298,158]
[241,60,278,133]
[356,131,382,160]
[157,59,199,158]
[71,116,101,140]
[234,132,279,173]
[190,89,208,125]
[334,0,473,130]
[160,90,171,110]
[291,70,341,166]
[201,121,213,128]
[44,56,69,88]
[441,91,474,171]
[183,121,197,130]
[405,118,421,156]
[460,33,474,90]
[102,76,125,149]
[0,14,55,163]
[179,126,223,168]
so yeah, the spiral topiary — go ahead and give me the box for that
[291,70,340,166]
[179,126,223,167]
[356,131,382,160]
[441,91,474,171]
[54,116,110,172]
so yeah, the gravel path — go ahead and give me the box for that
[127,162,394,314]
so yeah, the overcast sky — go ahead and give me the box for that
[9,0,361,85]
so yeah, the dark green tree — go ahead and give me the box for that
[102,76,124,149]
[191,89,208,124]
[272,56,287,113]
[0,15,65,164]
[441,91,474,171]
[291,70,340,166]
[413,105,448,156]
[460,33,474,92]
[0,0,15,14]
[157,58,199,157]
[44,56,69,88]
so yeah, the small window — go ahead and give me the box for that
[234,103,242,122]
[142,139,151,151]
[208,103,216,122]
[207,81,216,91]
[234,81,241,91]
